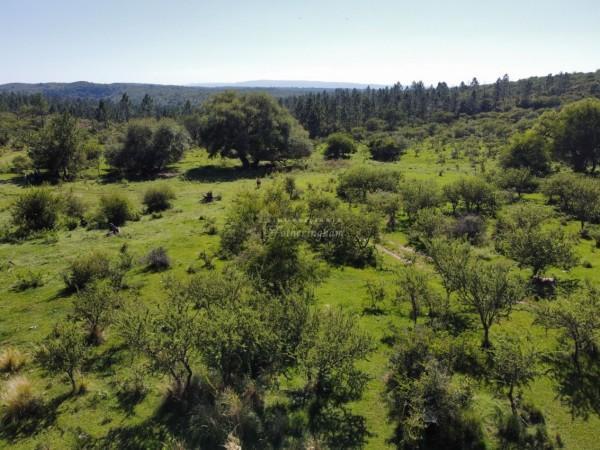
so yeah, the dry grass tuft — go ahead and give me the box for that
[1,376,42,423]
[0,347,27,373]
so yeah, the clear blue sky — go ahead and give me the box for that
[2,0,599,86]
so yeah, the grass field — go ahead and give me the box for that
[1,145,600,449]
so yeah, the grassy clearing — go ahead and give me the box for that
[1,145,599,449]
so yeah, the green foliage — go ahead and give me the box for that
[367,191,402,230]
[144,247,171,271]
[496,167,537,198]
[308,205,380,267]
[385,334,484,450]
[142,184,176,213]
[239,230,323,295]
[425,238,472,303]
[119,286,200,398]
[11,188,60,235]
[36,322,88,392]
[73,282,123,345]
[553,98,600,173]
[337,164,400,202]
[395,265,436,324]
[368,134,407,161]
[28,112,84,180]
[456,259,524,347]
[443,177,498,216]
[401,180,443,220]
[324,132,357,159]
[501,129,551,176]
[495,204,577,276]
[12,270,44,291]
[107,121,189,176]
[490,334,538,415]
[96,192,135,227]
[542,173,600,229]
[199,91,312,168]
[220,182,302,256]
[298,308,372,445]
[535,285,600,370]
[63,251,113,292]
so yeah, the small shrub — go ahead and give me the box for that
[324,132,357,159]
[452,214,486,245]
[364,280,386,314]
[1,376,42,423]
[96,193,135,227]
[144,247,171,271]
[11,189,60,234]
[12,270,44,291]
[369,135,407,162]
[63,251,112,291]
[0,348,27,373]
[582,260,593,269]
[142,185,176,213]
[61,191,87,220]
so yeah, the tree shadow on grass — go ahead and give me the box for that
[544,352,600,420]
[183,164,270,183]
[0,391,70,442]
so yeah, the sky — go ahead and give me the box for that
[1,0,599,86]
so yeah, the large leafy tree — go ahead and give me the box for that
[501,129,551,176]
[495,204,577,277]
[554,98,600,173]
[456,259,524,348]
[198,91,312,168]
[107,121,189,176]
[535,286,600,373]
[28,112,84,180]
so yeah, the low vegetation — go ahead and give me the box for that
[1,72,600,449]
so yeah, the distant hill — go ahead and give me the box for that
[0,81,331,106]
[191,80,388,89]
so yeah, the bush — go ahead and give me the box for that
[107,122,188,176]
[10,154,33,174]
[96,193,135,227]
[337,165,401,202]
[142,185,176,213]
[0,348,27,373]
[63,251,112,291]
[144,247,171,271]
[452,214,486,244]
[11,189,60,234]
[324,132,357,159]
[61,191,87,220]
[12,270,44,291]
[1,376,42,423]
[308,206,380,267]
[368,135,407,161]
[501,129,551,176]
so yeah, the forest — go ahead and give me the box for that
[1,69,600,449]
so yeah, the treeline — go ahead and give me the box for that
[282,71,600,137]
[2,71,600,131]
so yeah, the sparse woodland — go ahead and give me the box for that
[1,71,600,449]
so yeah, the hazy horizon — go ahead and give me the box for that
[2,0,599,86]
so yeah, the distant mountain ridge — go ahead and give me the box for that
[191,80,388,89]
[0,81,337,105]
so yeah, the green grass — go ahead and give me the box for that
[1,147,599,449]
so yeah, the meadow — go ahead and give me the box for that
[1,135,600,449]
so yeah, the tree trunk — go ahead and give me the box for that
[240,156,250,169]
[508,384,517,416]
[482,326,491,348]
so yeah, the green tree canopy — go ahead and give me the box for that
[199,91,312,168]
[554,98,600,173]
[28,112,84,180]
